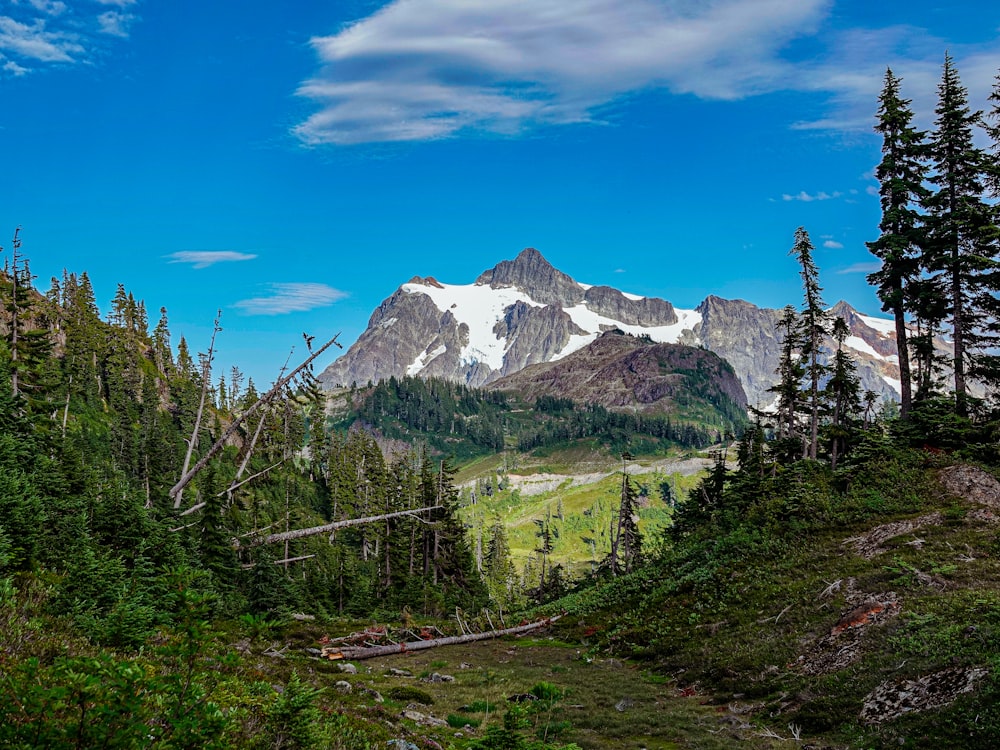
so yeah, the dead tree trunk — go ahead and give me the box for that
[169,332,341,505]
[174,311,222,508]
[323,615,563,660]
[233,506,440,549]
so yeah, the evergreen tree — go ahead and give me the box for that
[866,69,928,418]
[986,69,1000,199]
[770,304,805,461]
[922,54,1000,415]
[612,473,642,575]
[731,416,769,505]
[152,306,173,372]
[1,230,54,414]
[483,516,517,610]
[109,284,129,327]
[825,317,862,469]
[791,228,829,459]
[768,305,805,458]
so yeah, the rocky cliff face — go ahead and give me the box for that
[474,247,583,307]
[317,248,908,407]
[693,296,784,408]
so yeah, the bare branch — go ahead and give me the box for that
[169,332,341,504]
[219,459,285,497]
[272,554,316,565]
[179,502,206,517]
[174,311,223,508]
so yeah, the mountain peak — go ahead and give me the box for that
[475,247,584,307]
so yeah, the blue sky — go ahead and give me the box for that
[2,0,999,386]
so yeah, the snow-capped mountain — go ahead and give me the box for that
[317,248,905,406]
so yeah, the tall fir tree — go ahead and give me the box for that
[866,69,928,418]
[825,316,862,469]
[791,228,828,459]
[922,54,1000,415]
[986,70,1000,199]
[2,230,54,414]
[769,304,805,462]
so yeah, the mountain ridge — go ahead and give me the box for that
[317,248,904,405]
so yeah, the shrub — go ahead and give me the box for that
[386,686,434,705]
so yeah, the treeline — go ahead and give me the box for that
[517,401,726,453]
[344,375,743,459]
[348,374,508,456]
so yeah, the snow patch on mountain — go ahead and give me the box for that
[407,344,447,376]
[858,314,897,336]
[844,335,882,360]
[401,281,543,369]
[554,306,702,362]
[401,277,704,374]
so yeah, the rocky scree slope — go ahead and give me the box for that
[489,328,748,417]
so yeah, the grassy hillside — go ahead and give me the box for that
[459,459,706,576]
[553,437,1000,748]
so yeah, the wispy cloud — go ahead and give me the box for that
[294,1,1000,145]
[294,0,831,145]
[97,11,134,37]
[0,15,81,62]
[790,29,1000,134]
[168,251,258,269]
[838,261,881,274]
[1,0,141,75]
[29,1,67,16]
[781,190,842,202]
[823,240,844,249]
[234,283,348,316]
[2,58,28,75]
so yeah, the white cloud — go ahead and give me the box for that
[0,15,81,62]
[781,190,842,202]
[789,28,1000,133]
[97,10,134,37]
[294,0,832,145]
[866,185,880,196]
[29,1,67,16]
[823,240,844,249]
[2,58,28,75]
[168,251,258,269]
[838,261,881,274]
[234,283,348,316]
[1,1,140,75]
[293,1,1000,145]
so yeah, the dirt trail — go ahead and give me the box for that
[497,456,712,497]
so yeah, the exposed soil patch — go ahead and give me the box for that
[860,666,989,724]
[938,464,1000,510]
[791,581,901,676]
[843,514,942,558]
[501,456,712,497]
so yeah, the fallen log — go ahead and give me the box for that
[233,506,441,549]
[321,614,563,660]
